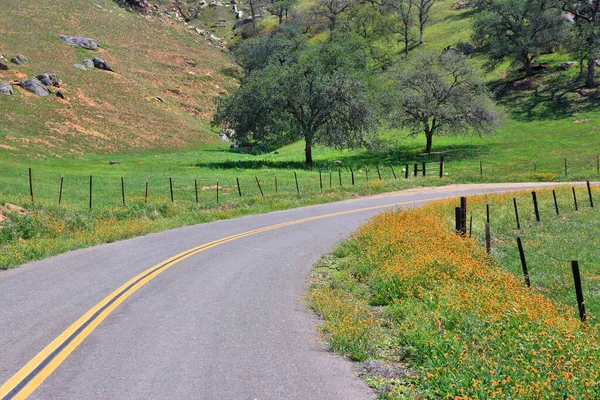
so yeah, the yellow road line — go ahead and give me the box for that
[0,199,429,399]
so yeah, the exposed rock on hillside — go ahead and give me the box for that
[58,35,100,50]
[36,73,59,87]
[19,78,50,96]
[92,56,113,71]
[0,83,13,95]
[10,55,28,65]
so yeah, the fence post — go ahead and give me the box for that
[256,176,264,198]
[145,179,148,203]
[571,260,586,322]
[89,175,93,210]
[439,156,444,178]
[275,175,278,194]
[513,198,521,230]
[365,167,369,182]
[28,167,34,203]
[169,177,174,202]
[121,177,126,206]
[195,179,199,204]
[455,207,463,235]
[552,190,559,215]
[597,154,599,175]
[319,169,323,190]
[294,171,299,195]
[338,168,342,186]
[469,213,473,238]
[413,163,418,177]
[216,181,219,204]
[422,162,426,176]
[58,174,64,205]
[405,163,409,179]
[587,181,594,208]
[516,237,530,287]
[329,171,332,188]
[377,166,382,180]
[565,158,568,176]
[486,204,490,224]
[350,167,355,186]
[572,187,578,211]
[236,177,242,197]
[485,223,491,255]
[532,191,540,222]
[480,161,483,177]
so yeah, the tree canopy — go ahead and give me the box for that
[213,32,376,164]
[388,51,502,153]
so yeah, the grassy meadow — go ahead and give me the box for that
[310,186,600,398]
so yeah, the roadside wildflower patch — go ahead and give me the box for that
[312,201,600,398]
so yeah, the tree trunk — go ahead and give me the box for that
[425,130,433,153]
[586,56,596,88]
[524,59,533,77]
[304,140,312,165]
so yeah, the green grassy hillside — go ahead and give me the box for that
[0,0,237,156]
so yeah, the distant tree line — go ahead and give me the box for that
[213,0,599,163]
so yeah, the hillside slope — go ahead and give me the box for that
[0,0,237,156]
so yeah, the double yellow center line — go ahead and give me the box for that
[0,199,428,399]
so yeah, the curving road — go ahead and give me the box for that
[0,183,579,399]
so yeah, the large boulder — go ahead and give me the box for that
[36,73,59,87]
[0,83,13,95]
[92,56,113,71]
[10,55,28,65]
[0,62,8,71]
[58,35,100,50]
[19,78,50,96]
[82,58,94,68]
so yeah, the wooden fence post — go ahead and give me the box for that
[319,169,323,190]
[422,162,426,176]
[58,174,64,205]
[485,223,491,255]
[275,175,278,194]
[439,156,444,178]
[89,175,93,210]
[28,168,34,203]
[145,179,148,203]
[513,198,521,230]
[195,179,199,204]
[256,176,264,198]
[532,191,540,222]
[587,181,594,208]
[516,237,530,287]
[350,167,355,185]
[216,181,219,204]
[572,187,578,211]
[236,177,242,197]
[552,189,559,215]
[169,177,174,202]
[294,171,299,195]
[405,164,409,179]
[571,260,586,322]
[121,177,126,206]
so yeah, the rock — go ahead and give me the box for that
[10,54,28,65]
[188,71,196,76]
[0,62,8,71]
[0,83,13,95]
[92,56,113,71]
[58,35,100,50]
[333,160,343,166]
[74,63,87,70]
[232,4,238,13]
[155,96,164,103]
[560,61,578,70]
[231,0,237,4]
[19,78,50,96]
[216,1,223,5]
[184,58,197,67]
[236,10,244,19]
[36,73,59,87]
[235,16,253,28]
[209,0,216,6]
[56,90,66,99]
[82,58,94,68]
[108,161,121,165]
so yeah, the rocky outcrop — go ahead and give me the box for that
[92,56,113,71]
[58,35,100,50]
[0,83,13,95]
[19,78,50,96]
[10,55,28,65]
[36,73,59,87]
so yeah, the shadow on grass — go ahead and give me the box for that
[490,67,600,122]
[192,143,490,170]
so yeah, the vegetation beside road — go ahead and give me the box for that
[310,186,600,398]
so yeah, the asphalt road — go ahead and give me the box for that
[0,183,576,399]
